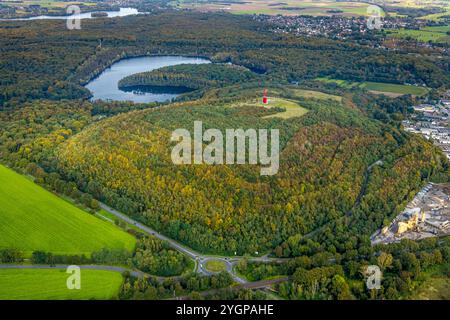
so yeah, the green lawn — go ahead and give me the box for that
[0,164,136,256]
[315,77,359,89]
[263,98,308,119]
[361,81,428,96]
[204,260,227,273]
[0,268,123,300]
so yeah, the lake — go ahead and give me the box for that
[85,56,211,103]
[0,7,140,21]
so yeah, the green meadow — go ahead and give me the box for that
[262,98,309,119]
[360,81,428,96]
[0,164,136,256]
[285,88,342,102]
[177,0,374,17]
[0,268,123,300]
[316,77,428,96]
[387,25,450,44]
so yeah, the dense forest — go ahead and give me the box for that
[0,10,449,300]
[1,11,449,107]
[52,85,449,255]
[118,63,259,91]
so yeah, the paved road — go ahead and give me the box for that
[100,203,288,283]
[101,203,200,260]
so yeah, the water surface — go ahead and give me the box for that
[85,56,211,103]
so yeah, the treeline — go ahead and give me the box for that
[0,247,130,265]
[132,237,191,277]
[119,271,234,300]
[0,238,190,277]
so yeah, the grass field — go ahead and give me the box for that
[315,77,359,89]
[204,260,227,273]
[0,164,136,256]
[361,81,429,96]
[387,25,450,44]
[0,268,123,300]
[316,77,428,96]
[0,1,97,9]
[419,10,450,21]
[262,98,308,119]
[285,88,342,102]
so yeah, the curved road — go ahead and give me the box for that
[100,203,287,284]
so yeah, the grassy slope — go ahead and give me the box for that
[0,269,123,300]
[0,164,136,256]
[262,98,309,119]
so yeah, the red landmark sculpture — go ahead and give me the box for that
[263,89,268,104]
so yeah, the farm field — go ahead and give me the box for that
[316,77,429,96]
[0,268,123,300]
[0,1,97,8]
[0,164,136,256]
[419,9,450,21]
[174,0,373,17]
[361,81,429,96]
[387,25,450,44]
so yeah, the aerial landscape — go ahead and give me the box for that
[0,0,449,309]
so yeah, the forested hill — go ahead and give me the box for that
[118,64,259,91]
[0,11,449,107]
[53,85,449,255]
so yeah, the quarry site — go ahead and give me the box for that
[371,183,450,245]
